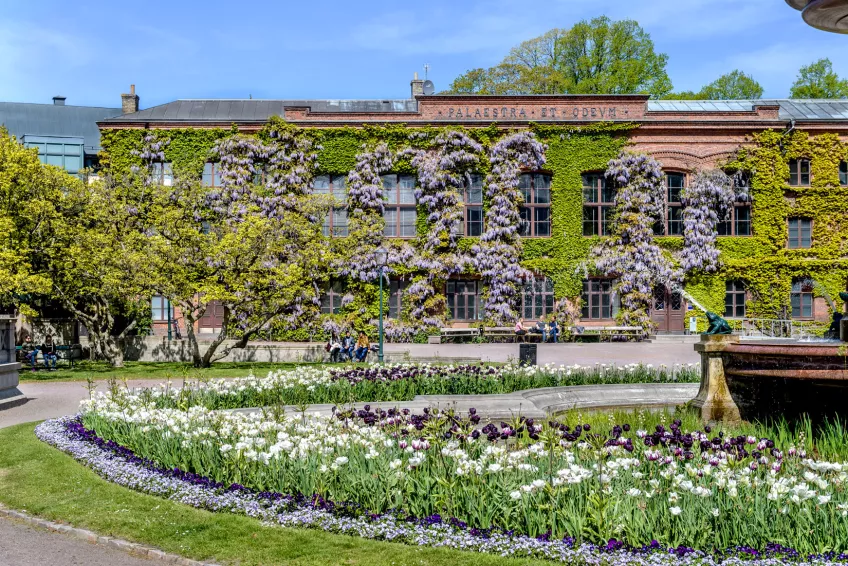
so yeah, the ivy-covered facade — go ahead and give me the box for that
[97,94,848,340]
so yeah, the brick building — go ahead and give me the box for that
[98,82,848,338]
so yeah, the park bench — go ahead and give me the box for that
[573,326,644,342]
[479,326,539,343]
[16,343,83,368]
[439,327,480,342]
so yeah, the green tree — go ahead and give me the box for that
[667,70,763,100]
[445,18,672,97]
[0,128,64,309]
[144,131,330,368]
[43,171,152,367]
[789,58,848,99]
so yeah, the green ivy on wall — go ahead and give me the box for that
[98,120,848,339]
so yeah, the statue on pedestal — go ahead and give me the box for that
[704,311,733,335]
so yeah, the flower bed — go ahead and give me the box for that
[37,416,848,565]
[132,362,699,410]
[72,385,848,559]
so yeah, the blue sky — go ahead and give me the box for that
[1,0,845,108]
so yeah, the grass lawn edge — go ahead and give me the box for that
[0,421,550,566]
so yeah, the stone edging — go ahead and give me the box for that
[0,503,220,566]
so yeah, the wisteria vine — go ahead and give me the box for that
[679,170,738,273]
[592,152,677,330]
[404,130,484,328]
[472,132,546,325]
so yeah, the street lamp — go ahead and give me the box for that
[375,247,388,364]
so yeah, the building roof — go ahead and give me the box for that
[649,99,848,120]
[99,99,419,124]
[98,97,848,125]
[0,101,122,154]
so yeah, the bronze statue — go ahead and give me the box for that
[704,311,733,335]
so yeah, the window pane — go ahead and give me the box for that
[534,174,551,189]
[399,175,416,204]
[583,207,598,236]
[601,206,613,236]
[467,206,483,236]
[382,175,398,204]
[314,175,330,194]
[332,209,348,237]
[735,206,751,236]
[668,207,683,236]
[46,143,64,155]
[534,207,551,236]
[468,175,483,203]
[46,154,63,166]
[800,160,810,185]
[321,214,330,237]
[400,209,417,237]
[519,207,531,236]
[331,175,347,197]
[64,144,81,156]
[667,174,684,202]
[801,219,811,248]
[519,174,532,202]
[840,162,848,186]
[383,209,397,237]
[535,186,550,204]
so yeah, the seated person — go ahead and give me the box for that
[354,332,371,362]
[20,335,39,370]
[41,335,59,371]
[328,335,342,363]
[514,319,527,340]
[548,319,560,343]
[341,333,355,361]
[530,320,548,342]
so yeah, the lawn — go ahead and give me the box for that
[17,361,337,383]
[0,422,549,566]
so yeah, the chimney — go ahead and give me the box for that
[52,96,66,106]
[121,84,139,114]
[410,72,424,98]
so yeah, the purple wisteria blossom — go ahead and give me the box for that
[335,143,393,283]
[130,133,169,186]
[592,152,678,331]
[404,130,483,329]
[679,170,735,273]
[472,132,546,325]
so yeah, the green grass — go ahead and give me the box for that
[17,361,338,383]
[0,422,550,566]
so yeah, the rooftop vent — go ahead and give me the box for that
[52,96,66,106]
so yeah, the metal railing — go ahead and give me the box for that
[733,318,825,340]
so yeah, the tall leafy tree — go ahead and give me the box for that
[667,70,763,100]
[445,18,672,97]
[144,127,330,367]
[789,58,848,99]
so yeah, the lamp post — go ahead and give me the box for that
[375,247,388,364]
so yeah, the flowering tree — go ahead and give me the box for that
[592,152,676,330]
[679,170,736,273]
[472,132,546,325]
[147,131,329,367]
[405,130,484,329]
[335,143,394,283]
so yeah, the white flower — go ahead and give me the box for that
[510,490,522,500]
[818,495,832,505]
[487,463,503,473]
[711,508,719,517]
[627,488,642,497]
[668,491,680,503]
[669,506,682,516]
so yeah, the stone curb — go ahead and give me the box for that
[0,504,219,566]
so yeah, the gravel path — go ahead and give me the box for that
[0,516,155,566]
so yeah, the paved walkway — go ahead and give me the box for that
[0,342,698,429]
[0,516,154,565]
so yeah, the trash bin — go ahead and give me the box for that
[519,343,537,366]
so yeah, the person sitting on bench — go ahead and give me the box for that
[41,335,58,371]
[354,332,371,362]
[20,335,39,370]
[530,320,548,342]
[514,319,527,340]
[548,319,559,343]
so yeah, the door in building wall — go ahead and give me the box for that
[198,301,225,333]
[650,286,685,333]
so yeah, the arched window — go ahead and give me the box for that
[582,172,615,236]
[724,281,746,318]
[654,172,686,236]
[314,175,348,237]
[458,174,484,236]
[518,173,551,237]
[382,174,417,238]
[790,279,814,319]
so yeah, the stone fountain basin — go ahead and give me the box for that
[721,340,848,423]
